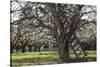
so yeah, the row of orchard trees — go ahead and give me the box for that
[10,0,96,62]
[10,19,56,53]
[10,24,56,53]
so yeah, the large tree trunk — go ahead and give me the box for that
[58,39,70,62]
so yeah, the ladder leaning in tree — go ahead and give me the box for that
[69,33,87,58]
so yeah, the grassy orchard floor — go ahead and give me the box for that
[11,51,96,67]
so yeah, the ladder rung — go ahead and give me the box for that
[77,51,83,56]
[82,54,86,58]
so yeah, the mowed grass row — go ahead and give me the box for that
[11,51,96,60]
[11,51,58,60]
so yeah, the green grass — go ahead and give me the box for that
[11,51,96,67]
[11,51,96,60]
[11,51,59,60]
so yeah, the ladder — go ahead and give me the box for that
[69,33,87,58]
